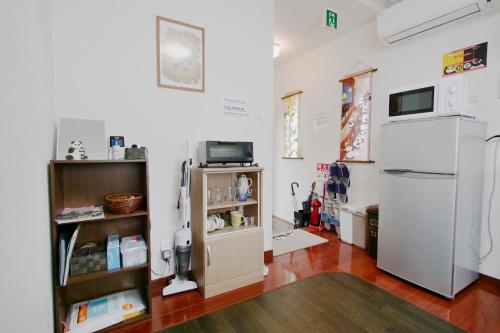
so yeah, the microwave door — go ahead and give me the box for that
[389,86,436,120]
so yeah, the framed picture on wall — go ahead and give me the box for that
[156,16,205,92]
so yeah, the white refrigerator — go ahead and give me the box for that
[378,116,486,298]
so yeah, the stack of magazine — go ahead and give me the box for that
[64,289,146,333]
[57,206,104,286]
[56,206,105,224]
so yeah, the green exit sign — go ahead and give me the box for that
[325,8,338,30]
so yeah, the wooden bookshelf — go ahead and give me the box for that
[49,160,152,333]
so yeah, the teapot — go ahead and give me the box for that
[236,175,253,201]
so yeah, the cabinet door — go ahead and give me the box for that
[205,229,263,286]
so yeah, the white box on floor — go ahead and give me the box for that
[120,235,147,268]
[339,206,367,249]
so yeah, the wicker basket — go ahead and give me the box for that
[105,193,144,214]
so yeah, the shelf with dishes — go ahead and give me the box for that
[206,224,260,237]
[207,198,257,211]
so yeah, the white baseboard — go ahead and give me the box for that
[272,215,294,225]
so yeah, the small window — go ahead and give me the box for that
[283,91,302,158]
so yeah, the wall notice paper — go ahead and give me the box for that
[317,163,330,181]
[223,98,250,118]
[313,112,329,130]
[442,42,487,77]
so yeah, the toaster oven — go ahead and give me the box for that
[198,141,254,166]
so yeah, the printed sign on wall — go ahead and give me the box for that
[324,8,338,30]
[316,163,330,181]
[442,42,487,77]
[223,98,250,118]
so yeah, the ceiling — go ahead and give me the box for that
[274,0,401,66]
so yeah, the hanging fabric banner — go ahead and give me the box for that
[282,90,303,158]
[339,71,374,162]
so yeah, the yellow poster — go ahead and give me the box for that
[442,42,487,77]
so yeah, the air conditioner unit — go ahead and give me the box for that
[377,0,497,45]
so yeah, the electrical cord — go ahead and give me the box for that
[151,258,171,276]
[480,135,499,263]
[151,268,164,276]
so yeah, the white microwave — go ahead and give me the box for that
[388,76,477,121]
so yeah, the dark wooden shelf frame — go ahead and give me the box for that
[49,160,152,333]
[51,159,148,164]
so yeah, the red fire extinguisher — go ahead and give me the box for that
[310,196,322,227]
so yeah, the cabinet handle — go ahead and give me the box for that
[207,246,211,266]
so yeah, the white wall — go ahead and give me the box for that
[274,13,500,278]
[0,0,55,332]
[50,0,275,279]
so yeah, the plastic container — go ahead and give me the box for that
[339,206,367,249]
[120,235,147,268]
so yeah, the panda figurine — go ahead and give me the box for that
[65,140,88,160]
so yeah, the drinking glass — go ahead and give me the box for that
[207,188,213,205]
[223,186,234,203]
[212,186,222,204]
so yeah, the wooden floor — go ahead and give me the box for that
[110,229,500,333]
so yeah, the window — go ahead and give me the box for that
[282,91,302,158]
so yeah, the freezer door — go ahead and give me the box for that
[378,171,456,297]
[381,117,459,173]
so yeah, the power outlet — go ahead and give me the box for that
[160,241,173,260]
[160,241,172,252]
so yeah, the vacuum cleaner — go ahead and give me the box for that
[163,143,198,296]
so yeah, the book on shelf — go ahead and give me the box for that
[56,206,105,224]
[64,289,146,333]
[59,224,81,286]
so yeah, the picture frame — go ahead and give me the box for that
[56,118,107,160]
[156,16,205,92]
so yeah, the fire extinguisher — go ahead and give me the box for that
[310,195,322,227]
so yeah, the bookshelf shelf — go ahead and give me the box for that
[49,160,152,333]
[51,159,148,164]
[54,209,149,226]
[65,263,149,286]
